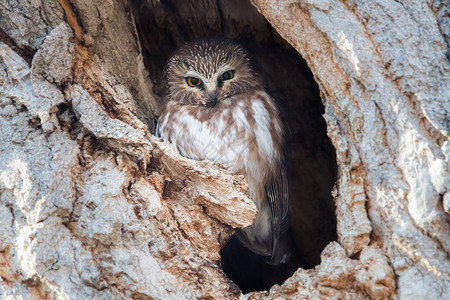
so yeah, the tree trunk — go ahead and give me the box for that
[0,0,448,299]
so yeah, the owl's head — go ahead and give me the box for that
[164,38,262,107]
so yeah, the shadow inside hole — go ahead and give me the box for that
[221,231,311,293]
[129,0,338,293]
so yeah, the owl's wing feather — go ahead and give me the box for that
[265,165,289,263]
[265,166,289,234]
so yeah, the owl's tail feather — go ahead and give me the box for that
[234,228,272,257]
[234,227,292,265]
[266,231,291,265]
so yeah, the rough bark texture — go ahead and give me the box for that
[248,0,449,299]
[1,0,449,300]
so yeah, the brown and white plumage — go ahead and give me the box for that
[157,38,289,264]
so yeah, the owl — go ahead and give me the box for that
[157,38,289,265]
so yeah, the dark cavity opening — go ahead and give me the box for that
[130,0,338,293]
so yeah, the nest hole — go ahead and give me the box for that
[130,0,337,293]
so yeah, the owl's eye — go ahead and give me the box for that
[186,77,202,87]
[219,70,235,81]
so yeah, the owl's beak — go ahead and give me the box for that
[208,94,218,107]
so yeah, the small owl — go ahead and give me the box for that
[157,38,289,264]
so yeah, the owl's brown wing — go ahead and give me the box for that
[265,165,290,264]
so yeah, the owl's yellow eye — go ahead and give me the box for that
[219,70,235,81]
[186,77,202,87]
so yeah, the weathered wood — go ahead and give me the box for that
[250,0,449,298]
[1,0,448,299]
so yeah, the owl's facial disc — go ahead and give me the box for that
[184,67,237,107]
[165,38,263,107]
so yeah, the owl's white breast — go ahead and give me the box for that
[157,90,283,181]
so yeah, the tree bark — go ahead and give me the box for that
[248,0,449,299]
[0,0,448,299]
